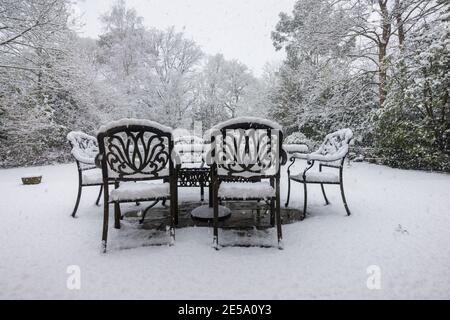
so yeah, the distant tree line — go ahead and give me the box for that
[0,0,270,167]
[0,0,448,171]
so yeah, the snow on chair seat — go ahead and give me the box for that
[218,182,275,200]
[290,171,340,184]
[82,169,104,185]
[110,182,170,202]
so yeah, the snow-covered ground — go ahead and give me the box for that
[0,161,449,299]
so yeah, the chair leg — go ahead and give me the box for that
[113,182,121,229]
[71,183,82,218]
[114,202,121,229]
[275,180,283,250]
[209,184,213,207]
[270,199,275,227]
[95,185,103,206]
[285,177,291,208]
[169,197,176,246]
[213,181,219,250]
[102,185,109,253]
[340,181,352,216]
[276,205,283,249]
[302,183,307,220]
[320,183,330,205]
[174,187,179,226]
[200,184,205,202]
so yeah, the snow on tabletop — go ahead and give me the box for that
[110,182,170,201]
[210,117,283,131]
[218,182,275,199]
[191,205,231,219]
[97,118,173,135]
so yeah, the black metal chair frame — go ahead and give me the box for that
[67,131,115,218]
[285,129,353,218]
[210,121,287,250]
[97,122,179,253]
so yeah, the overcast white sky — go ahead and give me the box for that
[75,0,296,76]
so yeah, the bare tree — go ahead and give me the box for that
[144,27,203,126]
[346,0,445,106]
[0,0,71,71]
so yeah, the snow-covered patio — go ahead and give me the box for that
[1,161,449,299]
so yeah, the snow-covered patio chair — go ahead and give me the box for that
[96,119,178,252]
[67,131,111,218]
[285,128,353,218]
[210,117,287,249]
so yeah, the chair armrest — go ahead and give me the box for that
[95,153,103,168]
[292,151,346,163]
[283,144,309,154]
[319,163,341,169]
[280,148,288,166]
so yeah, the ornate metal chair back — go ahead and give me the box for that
[97,123,173,181]
[316,128,353,166]
[211,122,284,179]
[67,131,99,168]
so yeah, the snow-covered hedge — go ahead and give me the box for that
[284,132,316,150]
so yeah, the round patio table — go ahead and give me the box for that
[177,166,231,220]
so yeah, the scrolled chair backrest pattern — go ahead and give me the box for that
[314,128,354,163]
[97,119,174,181]
[67,131,99,165]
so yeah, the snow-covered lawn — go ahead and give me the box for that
[1,162,449,299]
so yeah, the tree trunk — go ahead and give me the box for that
[395,0,405,48]
[378,0,391,108]
[378,43,388,107]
